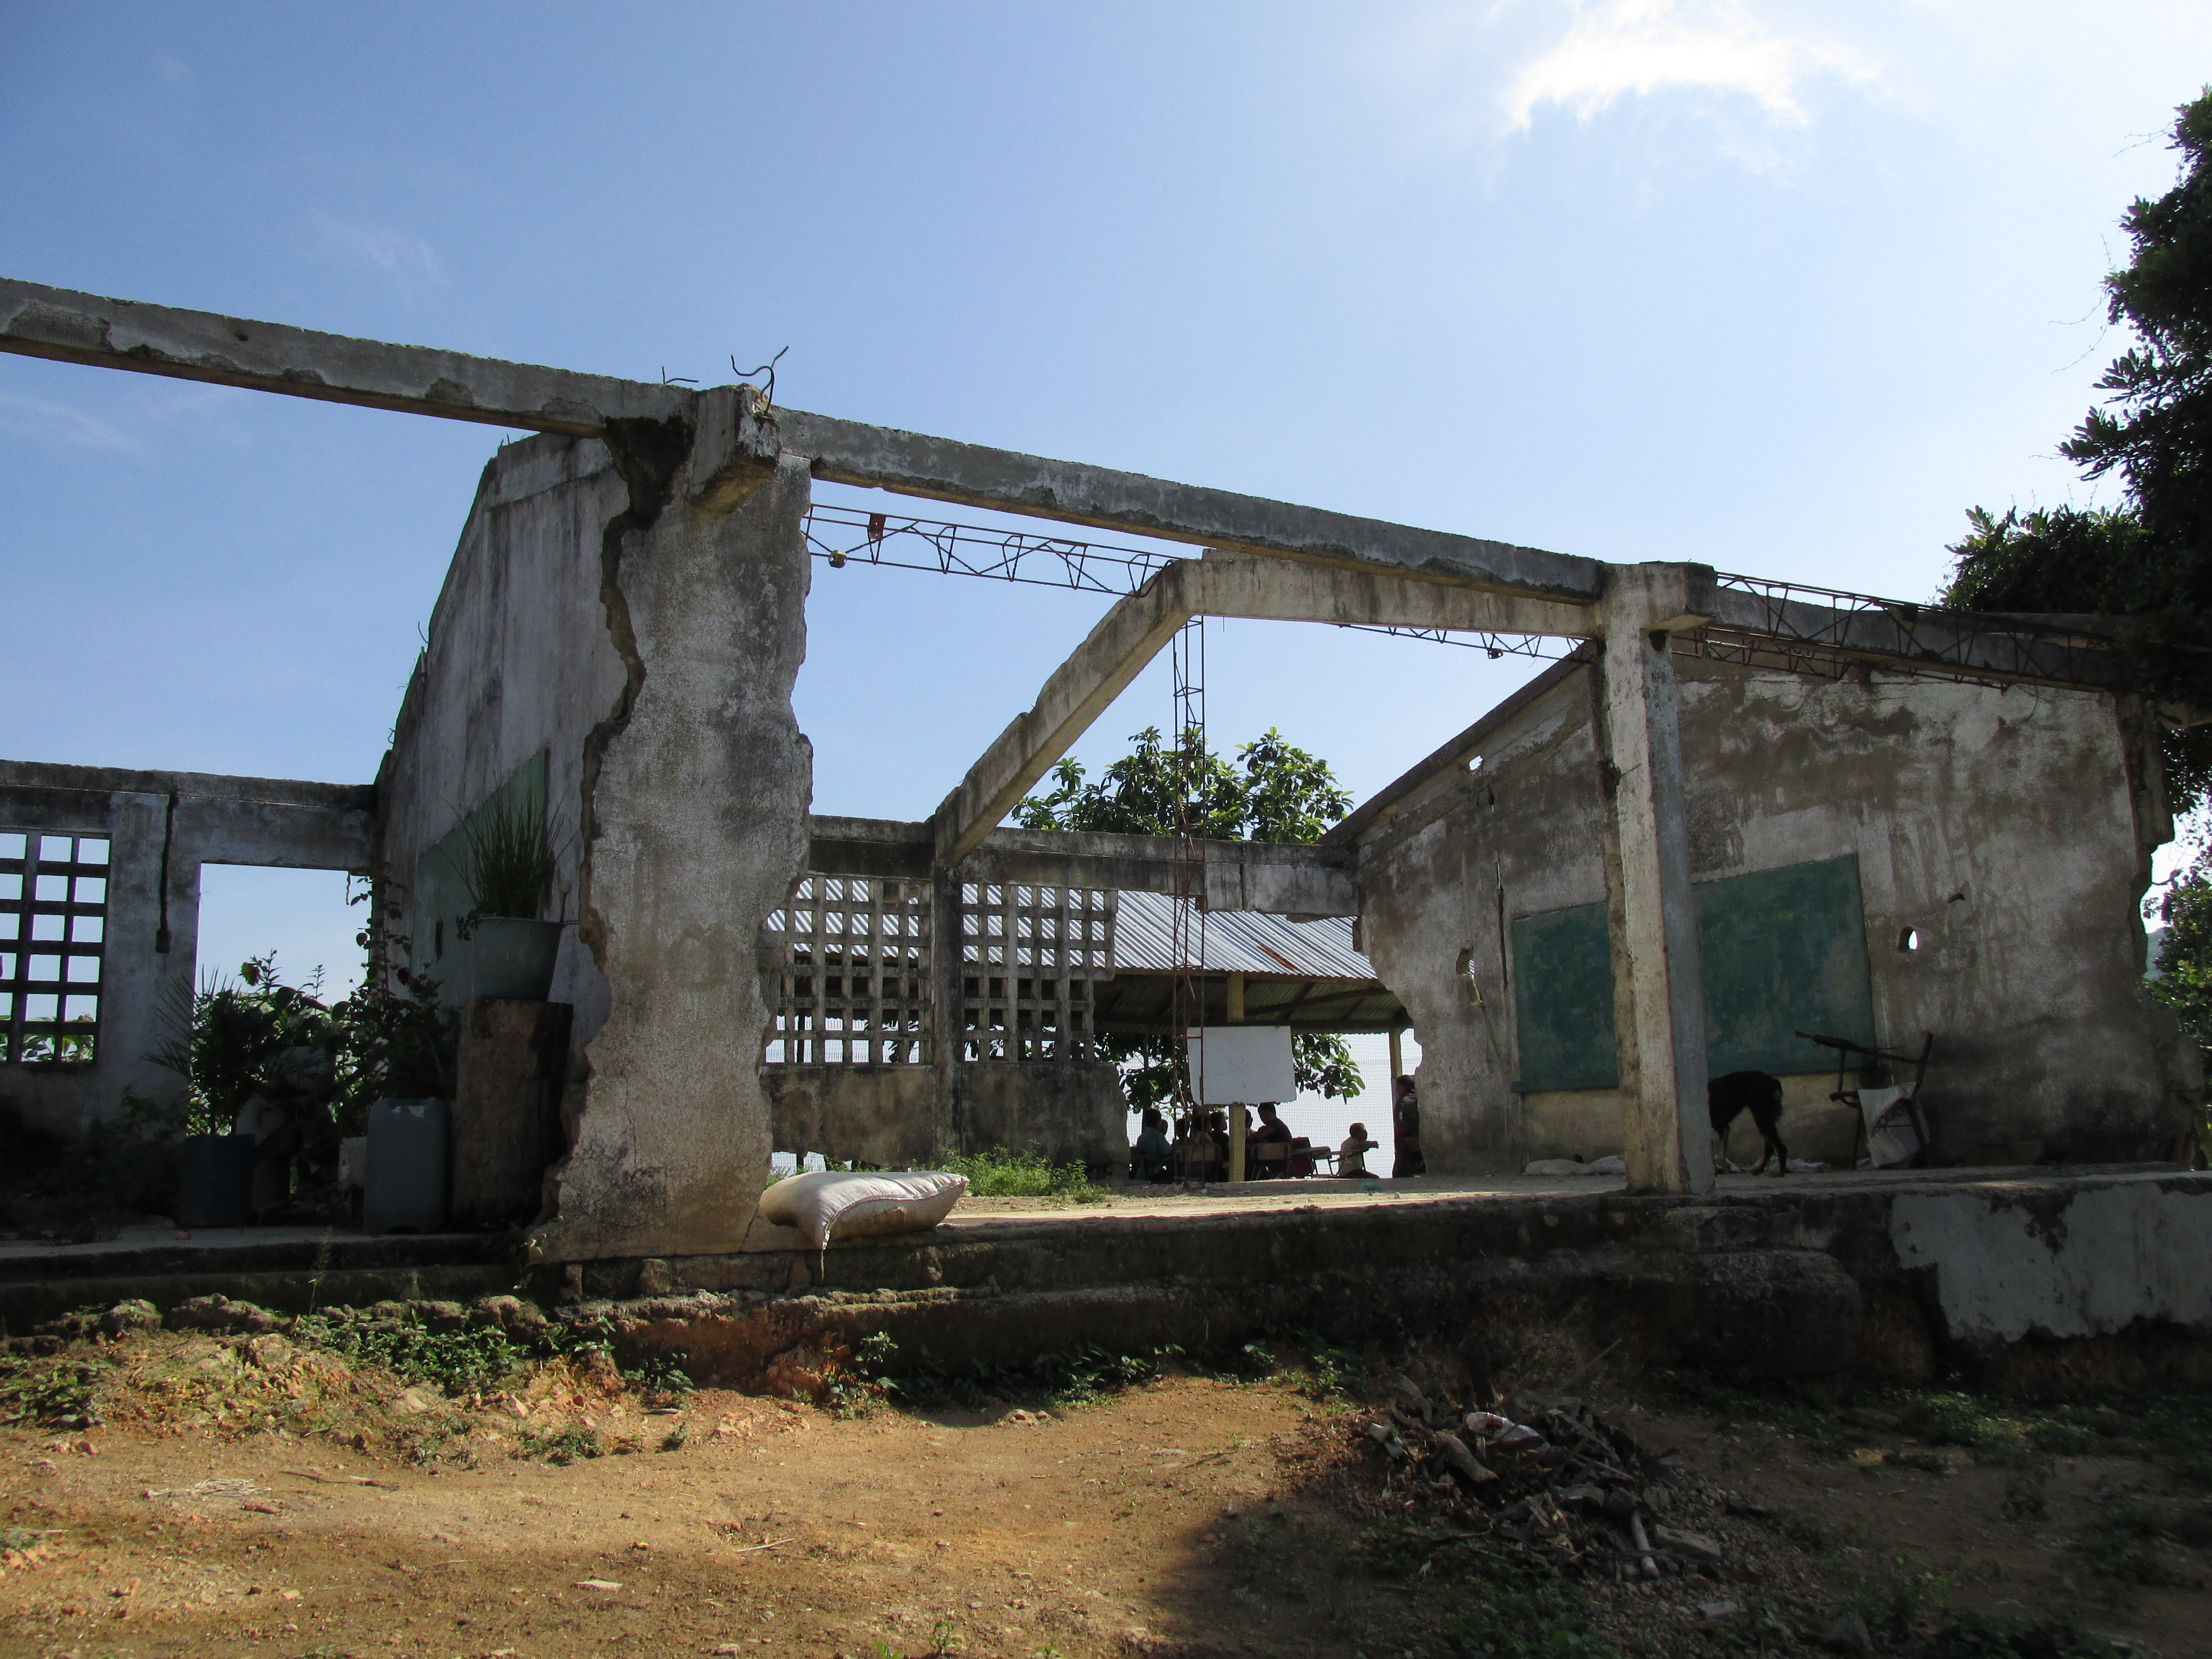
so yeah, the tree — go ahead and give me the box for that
[1940,88,2212,812]
[1016,725,1366,1110]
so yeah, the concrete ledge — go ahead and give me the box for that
[7,1171,2207,1388]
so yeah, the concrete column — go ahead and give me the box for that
[1595,565,1713,1195]
[532,397,813,1263]
[928,866,966,1163]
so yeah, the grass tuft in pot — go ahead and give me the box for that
[459,793,555,924]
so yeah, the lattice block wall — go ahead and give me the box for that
[961,882,1115,1063]
[762,876,931,1065]
[0,830,110,1065]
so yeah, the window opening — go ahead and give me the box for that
[0,830,110,1065]
[762,876,931,1065]
[961,881,1115,1063]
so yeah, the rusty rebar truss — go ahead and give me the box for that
[1686,572,2129,694]
[805,503,2137,691]
[802,502,1564,661]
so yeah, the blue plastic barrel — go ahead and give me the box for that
[364,1097,450,1234]
[174,1133,256,1229]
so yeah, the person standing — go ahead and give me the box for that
[1391,1075,1425,1178]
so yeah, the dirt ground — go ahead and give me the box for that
[3,1335,2209,1659]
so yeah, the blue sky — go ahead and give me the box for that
[4,2,2209,991]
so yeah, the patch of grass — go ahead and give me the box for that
[861,1334,1159,1411]
[1638,1368,1859,1456]
[621,1350,695,1400]
[2080,1496,2199,1591]
[290,1310,528,1397]
[943,1145,1107,1202]
[1891,1449,1954,1476]
[1921,1392,2004,1449]
[1764,1505,1829,1551]
[1359,1527,1615,1659]
[1889,1612,2142,1658]
[518,1423,604,1465]
[0,1354,108,1430]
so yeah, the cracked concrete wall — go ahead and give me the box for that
[380,433,630,1040]
[1357,660,2196,1173]
[380,417,812,1262]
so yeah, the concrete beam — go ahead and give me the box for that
[928,551,1596,872]
[808,817,1358,916]
[777,407,1606,601]
[0,759,376,871]
[0,278,691,437]
[929,565,1195,867]
[1187,550,1595,635]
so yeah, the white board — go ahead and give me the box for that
[1184,1025,1297,1104]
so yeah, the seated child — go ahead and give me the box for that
[1336,1122,1380,1178]
[1133,1108,1173,1183]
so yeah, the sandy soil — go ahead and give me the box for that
[3,1367,2208,1658]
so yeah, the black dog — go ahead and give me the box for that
[1708,1070,1788,1174]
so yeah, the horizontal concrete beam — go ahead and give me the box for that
[0,278,692,436]
[1188,549,1595,635]
[0,759,377,871]
[777,407,1605,601]
[807,817,1358,916]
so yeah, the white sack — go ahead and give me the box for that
[757,1169,969,1252]
[1856,1086,1922,1169]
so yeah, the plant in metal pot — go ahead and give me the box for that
[455,793,565,1000]
[144,953,335,1227]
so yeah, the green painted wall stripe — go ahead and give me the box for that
[1508,853,1877,1092]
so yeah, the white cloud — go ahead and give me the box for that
[1502,0,1877,131]
[0,392,138,452]
[313,211,448,287]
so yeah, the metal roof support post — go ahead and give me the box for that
[1594,566,1715,1196]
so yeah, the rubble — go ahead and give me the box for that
[1351,1373,1764,1588]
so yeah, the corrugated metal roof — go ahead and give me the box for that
[1112,889,1375,979]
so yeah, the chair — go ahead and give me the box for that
[1797,1030,1935,1168]
[1246,1140,1292,1180]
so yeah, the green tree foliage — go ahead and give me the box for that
[1940,88,2212,811]
[1016,725,1365,1109]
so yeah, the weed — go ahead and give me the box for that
[0,1355,108,1430]
[1892,1449,1953,1476]
[1767,1506,1829,1551]
[659,1419,689,1453]
[927,1614,962,1655]
[942,1145,1106,1202]
[291,1310,524,1397]
[2001,1474,2049,1522]
[519,1423,604,1465]
[1921,1392,2003,1449]
[1360,1527,1615,1658]
[1303,1343,1363,1401]
[2081,1496,2194,1590]
[622,1350,695,1400]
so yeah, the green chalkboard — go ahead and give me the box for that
[1508,902,1621,1092]
[1509,854,1876,1091]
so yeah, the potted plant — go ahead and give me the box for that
[148,961,293,1228]
[457,792,564,1001]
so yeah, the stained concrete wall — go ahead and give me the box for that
[762,1061,1126,1172]
[379,398,813,1264]
[377,433,631,1039]
[1357,660,2196,1174]
[0,763,374,1142]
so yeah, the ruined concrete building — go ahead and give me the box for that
[0,277,2194,1273]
